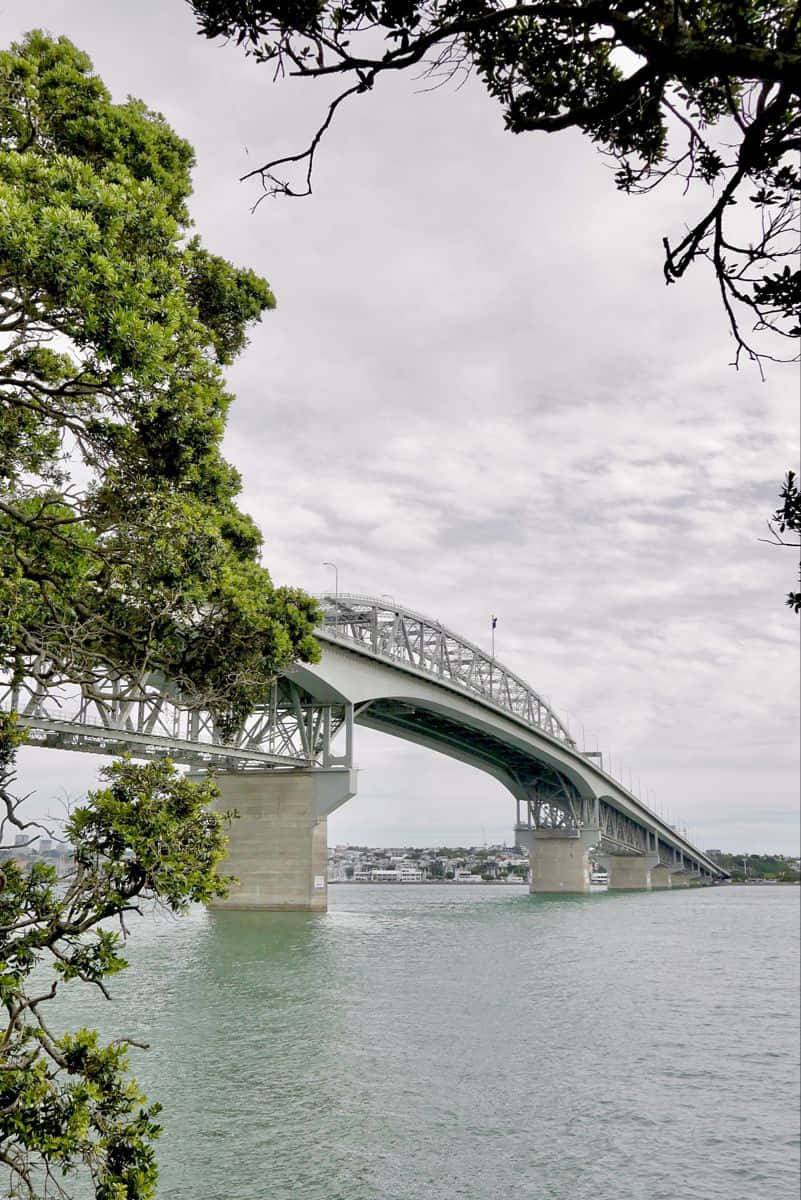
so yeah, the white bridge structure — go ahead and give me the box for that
[3,593,727,908]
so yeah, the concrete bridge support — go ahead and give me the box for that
[669,870,691,888]
[520,829,599,894]
[208,768,357,911]
[650,864,673,889]
[600,853,659,890]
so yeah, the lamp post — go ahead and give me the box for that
[323,561,338,636]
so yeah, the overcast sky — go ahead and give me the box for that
[4,0,798,854]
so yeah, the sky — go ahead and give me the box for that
[3,0,799,855]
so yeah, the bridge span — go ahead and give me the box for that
[3,593,728,908]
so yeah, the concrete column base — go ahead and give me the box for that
[669,871,691,888]
[599,853,658,891]
[650,864,673,889]
[209,768,357,911]
[524,828,600,894]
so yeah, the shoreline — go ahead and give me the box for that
[328,878,529,886]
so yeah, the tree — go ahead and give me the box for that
[1,716,231,1199]
[189,0,800,370]
[0,30,321,737]
[0,30,321,1198]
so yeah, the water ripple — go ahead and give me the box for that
[56,885,799,1200]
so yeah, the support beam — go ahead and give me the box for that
[599,853,658,891]
[208,768,357,911]
[650,864,673,889]
[523,828,600,894]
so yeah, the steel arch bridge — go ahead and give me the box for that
[0,592,726,882]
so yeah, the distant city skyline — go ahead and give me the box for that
[3,0,799,855]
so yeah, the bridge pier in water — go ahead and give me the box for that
[208,768,357,911]
[520,828,600,894]
[598,852,659,890]
[650,864,673,888]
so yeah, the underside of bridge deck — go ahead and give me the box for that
[357,699,584,809]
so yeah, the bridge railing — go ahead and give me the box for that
[315,593,576,747]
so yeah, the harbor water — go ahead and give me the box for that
[63,884,799,1199]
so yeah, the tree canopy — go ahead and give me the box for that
[189,0,800,369]
[0,30,323,1198]
[0,30,320,736]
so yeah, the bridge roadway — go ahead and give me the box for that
[3,592,728,909]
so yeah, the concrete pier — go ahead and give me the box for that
[600,853,658,891]
[650,864,673,889]
[209,768,357,911]
[521,829,599,894]
[669,870,691,888]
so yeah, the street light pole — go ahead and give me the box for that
[323,561,338,636]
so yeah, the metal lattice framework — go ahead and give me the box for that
[597,799,650,855]
[0,668,349,770]
[514,795,648,853]
[316,593,575,746]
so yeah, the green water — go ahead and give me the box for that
[56,886,801,1198]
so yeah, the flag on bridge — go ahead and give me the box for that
[491,615,497,630]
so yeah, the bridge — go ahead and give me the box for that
[2,593,728,908]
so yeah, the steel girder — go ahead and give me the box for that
[0,668,350,771]
[515,795,661,857]
[316,593,575,745]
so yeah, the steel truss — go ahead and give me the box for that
[515,794,649,856]
[0,668,350,770]
[597,799,649,855]
[317,593,575,745]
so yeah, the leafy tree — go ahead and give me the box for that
[0,716,232,1199]
[0,30,320,737]
[189,0,800,370]
[0,30,321,1199]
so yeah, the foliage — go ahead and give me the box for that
[189,0,800,369]
[764,470,801,611]
[0,31,320,1199]
[712,849,801,880]
[0,30,321,737]
[0,715,233,1199]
